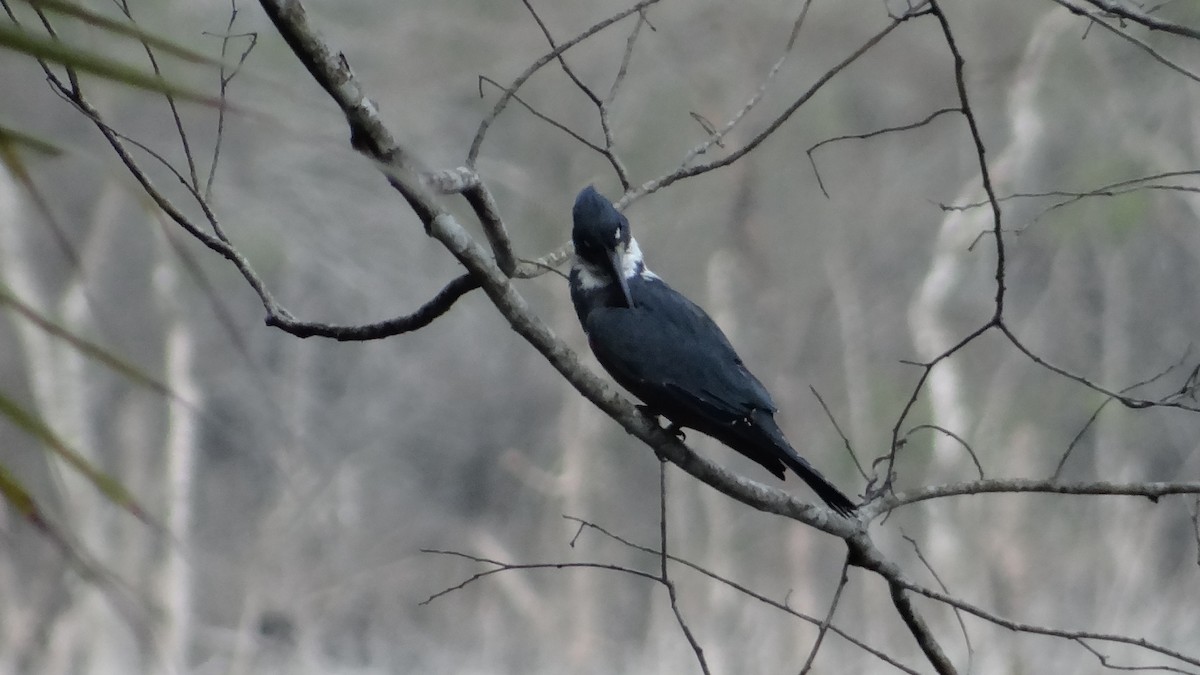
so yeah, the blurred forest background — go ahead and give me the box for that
[1,0,1199,673]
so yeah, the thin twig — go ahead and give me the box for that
[468,0,663,166]
[1051,0,1200,80]
[895,571,1200,668]
[521,0,602,106]
[850,530,1200,669]
[619,5,927,209]
[605,9,647,107]
[1072,638,1193,674]
[205,0,258,200]
[518,0,631,188]
[878,321,993,499]
[417,549,659,606]
[110,0,200,190]
[564,516,919,674]
[676,0,818,172]
[798,555,851,674]
[810,386,867,479]
[1053,398,1113,479]
[902,533,973,674]
[940,169,1200,219]
[999,323,1200,413]
[658,462,711,675]
[904,424,985,479]
[807,107,958,198]
[477,75,605,154]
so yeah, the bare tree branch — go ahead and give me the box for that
[658,463,711,675]
[110,0,202,190]
[887,577,958,675]
[467,0,663,166]
[22,0,1198,669]
[265,273,481,340]
[871,479,1200,515]
[881,323,993,498]
[999,322,1200,413]
[204,0,257,201]
[885,569,1200,668]
[1051,0,1200,83]
[476,75,606,155]
[417,549,660,606]
[1072,638,1194,674]
[940,170,1200,224]
[1066,0,1200,40]
[619,7,923,208]
[807,107,959,198]
[519,0,631,188]
[902,533,974,673]
[254,0,861,541]
[810,386,868,480]
[847,534,958,675]
[926,0,1005,319]
[564,516,921,674]
[798,555,851,675]
[902,425,985,480]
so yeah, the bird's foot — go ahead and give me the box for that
[664,422,686,440]
[636,405,685,440]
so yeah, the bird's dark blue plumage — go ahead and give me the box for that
[569,185,856,517]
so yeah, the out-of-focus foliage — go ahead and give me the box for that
[1,1,1198,673]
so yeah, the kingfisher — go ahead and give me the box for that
[569,185,856,517]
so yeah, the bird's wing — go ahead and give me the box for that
[583,277,776,424]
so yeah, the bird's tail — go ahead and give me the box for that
[779,451,857,518]
[752,410,857,517]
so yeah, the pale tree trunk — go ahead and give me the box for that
[154,228,201,673]
[0,170,138,674]
[0,159,25,675]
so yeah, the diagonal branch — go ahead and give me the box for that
[902,533,974,673]
[1067,0,1200,40]
[848,533,957,675]
[798,555,851,674]
[1051,0,1200,83]
[254,0,860,537]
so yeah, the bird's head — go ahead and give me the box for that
[572,185,636,307]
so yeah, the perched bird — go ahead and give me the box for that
[569,185,856,517]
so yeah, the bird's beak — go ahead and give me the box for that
[607,248,634,308]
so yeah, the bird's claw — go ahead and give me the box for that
[636,405,686,440]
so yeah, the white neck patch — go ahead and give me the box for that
[573,237,658,291]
